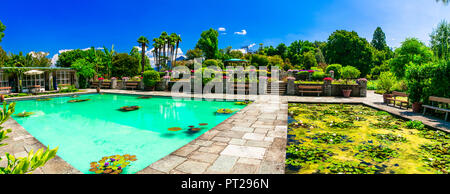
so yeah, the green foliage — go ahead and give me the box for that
[71,59,95,89]
[203,59,221,68]
[377,71,395,93]
[286,145,332,167]
[325,30,374,76]
[297,71,310,80]
[0,20,5,42]
[14,111,34,117]
[216,108,234,114]
[430,20,450,60]
[405,120,425,130]
[325,64,342,79]
[143,70,160,87]
[196,28,219,59]
[0,102,58,174]
[390,38,434,78]
[185,48,204,60]
[310,133,349,144]
[311,71,326,81]
[89,154,137,174]
[341,66,361,84]
[419,143,450,173]
[249,54,269,67]
[59,85,78,93]
[57,49,89,67]
[371,27,387,51]
[371,133,407,143]
[405,60,449,103]
[418,129,450,142]
[328,161,379,174]
[0,146,58,174]
[267,55,284,69]
[356,144,399,162]
[111,53,140,78]
[302,51,318,69]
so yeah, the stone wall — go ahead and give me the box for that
[287,80,367,97]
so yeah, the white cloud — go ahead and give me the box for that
[248,43,256,49]
[231,48,247,54]
[51,54,59,67]
[234,29,247,35]
[218,27,226,31]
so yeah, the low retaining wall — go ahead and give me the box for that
[286,80,367,97]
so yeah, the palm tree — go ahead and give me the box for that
[137,36,149,74]
[160,32,169,67]
[103,45,115,77]
[152,38,161,71]
[173,34,182,68]
[436,0,448,5]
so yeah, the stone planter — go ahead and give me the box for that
[111,79,117,89]
[287,79,296,95]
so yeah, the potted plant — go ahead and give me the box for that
[377,72,395,103]
[340,66,361,98]
[405,63,425,113]
[143,70,160,91]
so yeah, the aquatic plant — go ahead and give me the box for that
[14,111,34,117]
[286,145,333,167]
[36,98,51,101]
[405,120,425,130]
[370,120,400,131]
[371,133,407,143]
[419,143,450,174]
[310,133,349,144]
[89,154,137,174]
[119,106,141,112]
[327,161,379,174]
[235,101,252,105]
[216,108,234,114]
[68,99,91,103]
[356,144,399,162]
[375,111,390,116]
[418,129,450,142]
[168,127,182,131]
[327,120,358,129]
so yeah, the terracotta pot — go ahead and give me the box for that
[0,95,4,102]
[342,89,352,98]
[412,102,422,113]
[96,87,100,93]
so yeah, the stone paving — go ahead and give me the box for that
[0,89,448,174]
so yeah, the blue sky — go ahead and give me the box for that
[0,0,449,60]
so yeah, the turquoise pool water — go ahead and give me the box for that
[12,94,244,174]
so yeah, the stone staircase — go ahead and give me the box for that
[266,82,287,95]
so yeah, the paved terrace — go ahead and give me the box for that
[0,89,448,174]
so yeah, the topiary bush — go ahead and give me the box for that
[325,64,342,79]
[143,70,161,88]
[341,66,361,84]
[297,71,310,80]
[377,71,395,94]
[311,71,326,81]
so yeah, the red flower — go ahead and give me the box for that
[98,77,104,80]
[323,77,333,81]
[307,70,315,73]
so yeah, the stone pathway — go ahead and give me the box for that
[0,89,448,174]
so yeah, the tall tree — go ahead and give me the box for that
[103,45,116,77]
[371,27,387,51]
[195,28,219,59]
[430,20,450,60]
[325,30,374,76]
[0,20,5,43]
[173,34,182,67]
[390,38,434,78]
[435,0,449,5]
[137,36,149,75]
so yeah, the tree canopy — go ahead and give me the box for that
[195,28,219,59]
[371,27,387,51]
[430,20,450,60]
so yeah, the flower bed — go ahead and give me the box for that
[287,103,449,174]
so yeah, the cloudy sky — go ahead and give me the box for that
[0,0,449,58]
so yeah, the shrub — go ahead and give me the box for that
[297,71,310,80]
[311,71,326,81]
[143,70,160,87]
[203,59,221,69]
[325,64,342,79]
[376,71,395,93]
[404,120,425,130]
[341,66,361,84]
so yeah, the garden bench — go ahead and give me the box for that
[423,96,450,121]
[100,82,111,89]
[125,82,139,90]
[0,87,11,94]
[298,85,322,96]
[385,91,409,109]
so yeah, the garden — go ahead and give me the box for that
[287,103,449,174]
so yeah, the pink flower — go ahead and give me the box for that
[111,77,117,80]
[98,77,104,80]
[286,77,296,80]
[191,70,195,73]
[249,69,256,72]
[223,76,230,79]
[259,76,268,79]
[122,77,129,80]
[163,76,171,79]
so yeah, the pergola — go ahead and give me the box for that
[223,58,249,67]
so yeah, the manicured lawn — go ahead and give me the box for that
[286,103,449,174]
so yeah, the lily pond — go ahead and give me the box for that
[287,103,450,174]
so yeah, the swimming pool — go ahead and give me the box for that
[12,93,245,174]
